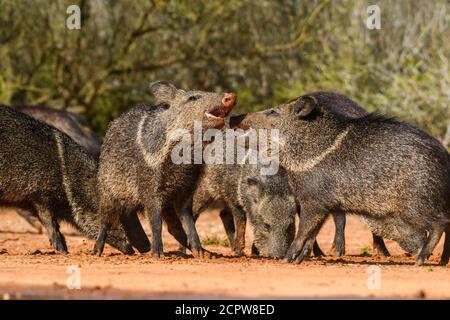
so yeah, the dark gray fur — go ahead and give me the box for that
[192,162,296,258]
[2,105,101,233]
[230,93,450,265]
[17,105,100,159]
[0,106,134,254]
[93,81,237,257]
[200,92,390,258]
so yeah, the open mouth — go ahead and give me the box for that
[204,106,227,119]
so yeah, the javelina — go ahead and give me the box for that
[17,105,101,159]
[293,92,390,257]
[191,162,296,257]
[93,81,237,258]
[230,94,450,265]
[0,106,138,254]
[191,92,390,258]
[2,105,101,234]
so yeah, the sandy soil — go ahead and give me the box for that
[0,208,449,299]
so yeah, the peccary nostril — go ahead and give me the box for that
[222,93,237,107]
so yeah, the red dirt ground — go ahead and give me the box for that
[0,209,449,299]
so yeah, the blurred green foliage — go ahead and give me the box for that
[0,0,449,143]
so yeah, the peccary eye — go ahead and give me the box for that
[187,95,201,102]
[265,109,279,116]
[263,223,271,232]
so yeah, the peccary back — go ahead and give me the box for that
[16,105,100,159]
[0,106,132,254]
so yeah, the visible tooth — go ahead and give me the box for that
[205,112,219,119]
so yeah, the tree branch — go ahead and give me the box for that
[254,0,330,56]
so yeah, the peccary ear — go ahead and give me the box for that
[291,95,318,118]
[150,81,178,102]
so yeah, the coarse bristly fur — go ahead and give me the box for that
[1,105,102,234]
[93,81,237,258]
[230,93,450,266]
[218,92,391,259]
[282,92,393,257]
[192,160,296,258]
[0,106,133,254]
[16,105,101,160]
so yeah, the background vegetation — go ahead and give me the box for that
[0,0,449,146]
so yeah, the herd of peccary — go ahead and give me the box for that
[0,81,449,266]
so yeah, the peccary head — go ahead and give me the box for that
[228,94,355,168]
[229,95,320,131]
[245,172,296,258]
[150,80,237,130]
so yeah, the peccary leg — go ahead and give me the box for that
[312,240,325,257]
[16,208,43,234]
[251,243,260,256]
[92,223,109,256]
[219,207,236,249]
[416,225,445,266]
[145,204,163,258]
[372,234,390,256]
[230,205,247,256]
[92,199,115,256]
[297,238,315,259]
[439,224,450,266]
[120,210,150,253]
[283,209,328,264]
[165,208,190,253]
[179,204,204,258]
[330,211,346,257]
[35,205,67,253]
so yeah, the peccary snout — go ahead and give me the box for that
[227,113,247,129]
[251,194,296,258]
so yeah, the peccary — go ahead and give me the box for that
[191,93,391,258]
[191,162,296,257]
[230,93,450,265]
[93,81,237,258]
[16,105,101,159]
[2,105,101,234]
[294,93,390,257]
[0,106,136,254]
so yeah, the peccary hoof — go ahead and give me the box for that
[439,257,449,266]
[251,244,260,256]
[91,247,102,257]
[415,257,425,266]
[91,242,106,256]
[151,249,163,259]
[373,246,391,257]
[233,249,245,257]
[281,257,291,264]
[121,243,135,255]
[191,247,207,259]
[53,238,68,254]
[178,245,187,254]
[133,241,150,254]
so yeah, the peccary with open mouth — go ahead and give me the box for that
[93,81,237,258]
